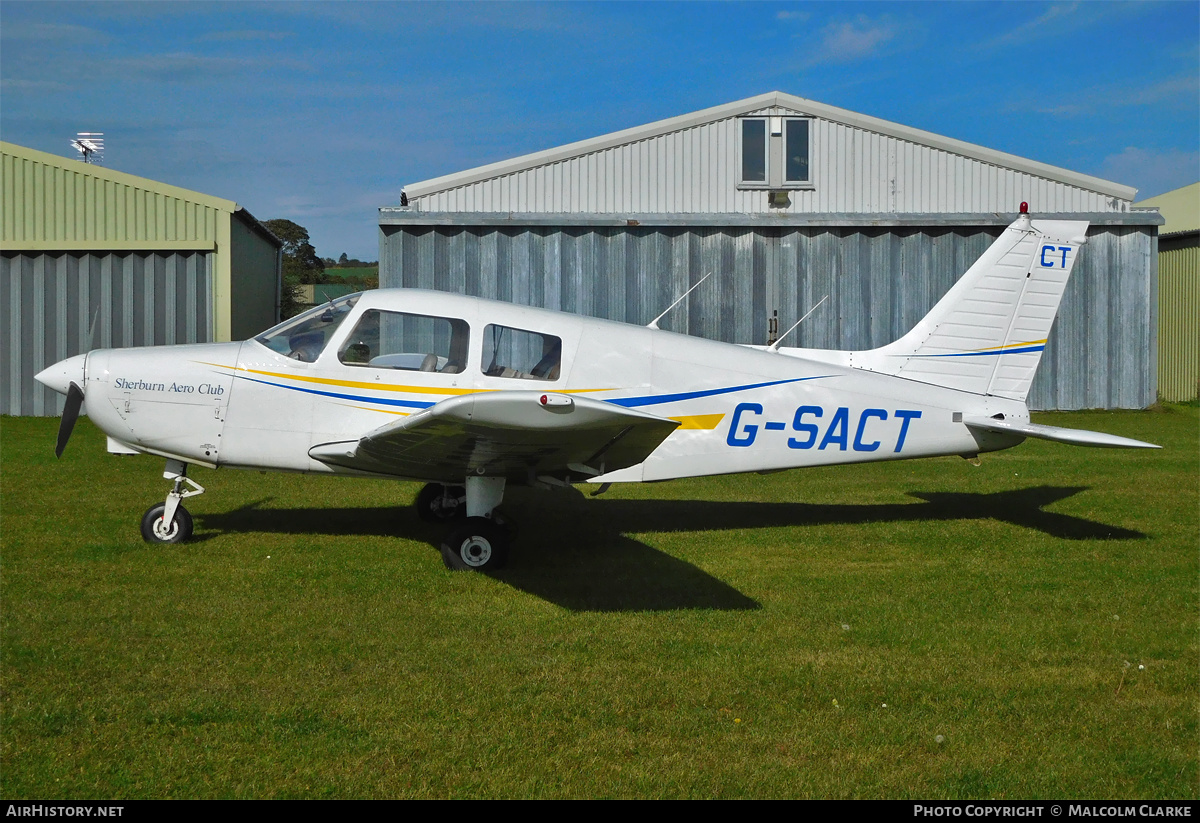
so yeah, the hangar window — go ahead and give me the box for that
[338,309,470,373]
[741,119,767,183]
[785,119,809,183]
[482,325,561,381]
[738,117,811,188]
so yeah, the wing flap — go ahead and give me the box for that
[964,416,1159,449]
[310,391,680,482]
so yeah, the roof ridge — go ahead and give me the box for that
[1,140,239,212]
[403,92,1135,202]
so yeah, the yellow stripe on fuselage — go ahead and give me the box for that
[228,365,480,395]
[340,404,411,416]
[197,362,618,398]
[669,413,725,430]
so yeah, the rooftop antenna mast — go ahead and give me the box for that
[70,132,104,165]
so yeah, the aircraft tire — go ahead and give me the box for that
[141,503,193,544]
[416,483,465,522]
[441,516,508,572]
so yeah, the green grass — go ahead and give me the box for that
[2,408,1196,798]
[323,266,378,283]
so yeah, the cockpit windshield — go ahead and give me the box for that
[254,293,361,362]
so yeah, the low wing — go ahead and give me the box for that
[309,391,680,483]
[964,416,1160,449]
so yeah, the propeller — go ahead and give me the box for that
[48,304,99,458]
[55,381,85,458]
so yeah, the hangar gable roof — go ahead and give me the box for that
[404,91,1137,205]
[2,141,243,248]
[1135,182,1200,236]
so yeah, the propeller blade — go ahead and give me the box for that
[55,382,84,458]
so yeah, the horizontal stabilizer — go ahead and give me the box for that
[964,417,1160,449]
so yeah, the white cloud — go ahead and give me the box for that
[197,30,295,43]
[777,11,810,22]
[798,15,907,66]
[1027,73,1200,117]
[986,2,1079,47]
[107,52,308,82]
[1101,147,1200,198]
[0,78,72,93]
[0,21,109,45]
[981,1,1153,50]
[822,18,895,59]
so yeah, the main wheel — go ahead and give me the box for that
[416,483,465,522]
[440,516,508,572]
[141,502,194,544]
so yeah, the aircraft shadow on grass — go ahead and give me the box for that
[196,484,1143,613]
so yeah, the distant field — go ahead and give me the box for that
[324,266,378,281]
[1,407,1196,799]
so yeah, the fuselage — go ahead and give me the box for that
[57,288,1028,483]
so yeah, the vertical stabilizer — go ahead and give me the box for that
[852,213,1089,401]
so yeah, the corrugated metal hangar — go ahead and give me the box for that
[381,91,1164,410]
[2,141,282,416]
[1135,183,1198,403]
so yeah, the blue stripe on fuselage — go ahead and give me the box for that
[233,374,435,409]
[233,372,833,413]
[609,376,831,408]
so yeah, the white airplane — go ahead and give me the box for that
[35,206,1158,571]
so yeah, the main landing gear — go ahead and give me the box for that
[141,459,205,544]
[136,461,511,571]
[415,483,465,523]
[419,476,510,572]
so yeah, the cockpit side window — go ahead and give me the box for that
[255,294,360,362]
[482,324,561,381]
[338,309,469,373]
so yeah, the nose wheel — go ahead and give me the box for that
[141,502,194,543]
[142,459,204,545]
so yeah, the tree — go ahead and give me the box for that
[264,219,326,318]
[264,219,325,285]
[338,252,348,265]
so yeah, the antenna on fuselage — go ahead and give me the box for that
[647,272,711,330]
[86,305,101,351]
[767,295,828,353]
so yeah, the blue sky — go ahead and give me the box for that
[2,1,1197,260]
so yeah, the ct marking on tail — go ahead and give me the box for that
[1040,246,1072,268]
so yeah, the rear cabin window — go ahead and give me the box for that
[339,309,470,373]
[481,324,561,381]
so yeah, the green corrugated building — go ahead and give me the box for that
[1,141,282,415]
[1136,183,1199,403]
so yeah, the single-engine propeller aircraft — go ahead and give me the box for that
[36,206,1158,570]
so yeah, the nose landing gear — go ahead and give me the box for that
[141,459,205,544]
